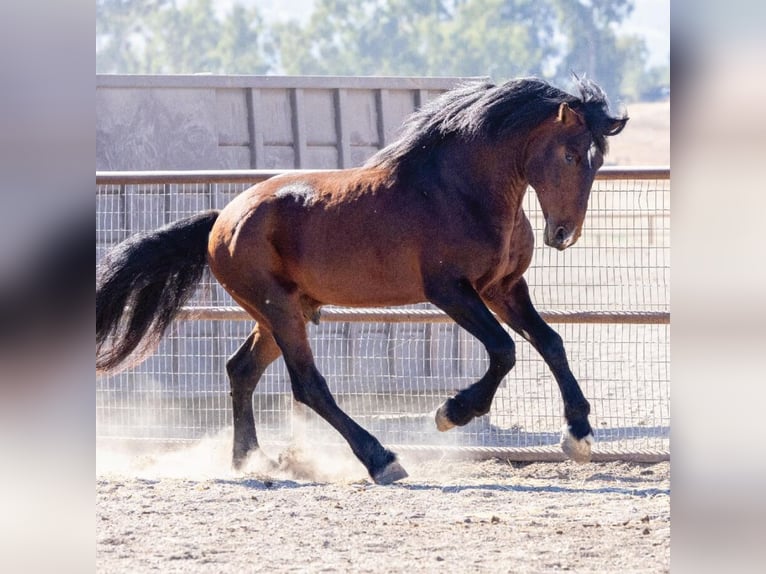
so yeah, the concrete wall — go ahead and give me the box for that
[96,75,474,170]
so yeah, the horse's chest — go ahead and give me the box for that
[476,216,534,290]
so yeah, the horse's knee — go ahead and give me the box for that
[490,339,516,375]
[541,331,566,361]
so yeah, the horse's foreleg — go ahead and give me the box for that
[487,278,594,463]
[426,278,516,430]
[227,325,281,470]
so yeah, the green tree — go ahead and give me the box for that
[424,0,557,79]
[96,0,273,74]
[275,0,433,75]
[617,35,648,102]
[215,3,273,74]
[96,0,170,73]
[149,0,221,72]
[97,0,666,102]
[550,0,635,102]
[274,0,557,79]
[616,35,669,102]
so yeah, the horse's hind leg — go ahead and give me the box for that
[267,309,407,484]
[227,324,281,470]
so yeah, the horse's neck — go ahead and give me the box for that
[437,141,529,214]
[467,164,529,221]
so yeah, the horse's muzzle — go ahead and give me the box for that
[544,223,578,251]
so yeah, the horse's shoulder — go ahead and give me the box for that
[512,208,534,246]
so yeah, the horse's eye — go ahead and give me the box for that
[564,153,575,164]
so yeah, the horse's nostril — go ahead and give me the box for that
[555,226,567,242]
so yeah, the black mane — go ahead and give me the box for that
[366,76,626,176]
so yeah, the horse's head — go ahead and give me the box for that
[525,100,628,250]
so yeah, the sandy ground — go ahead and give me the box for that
[97,435,669,573]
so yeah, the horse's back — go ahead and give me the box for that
[208,169,428,308]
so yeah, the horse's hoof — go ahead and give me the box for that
[232,453,248,471]
[560,425,594,464]
[233,447,277,472]
[434,402,456,432]
[372,460,409,485]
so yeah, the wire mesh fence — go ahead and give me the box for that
[96,168,670,460]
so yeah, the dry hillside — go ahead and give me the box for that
[606,100,670,166]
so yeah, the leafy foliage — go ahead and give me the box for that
[96,0,273,73]
[96,0,668,101]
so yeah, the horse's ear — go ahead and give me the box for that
[557,102,584,127]
[607,116,629,136]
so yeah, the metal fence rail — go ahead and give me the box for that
[96,167,670,461]
[178,306,669,325]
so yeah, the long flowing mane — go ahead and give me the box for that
[366,76,626,177]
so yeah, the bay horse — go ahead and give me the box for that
[97,77,627,484]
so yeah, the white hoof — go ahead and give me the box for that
[434,402,456,432]
[560,426,594,464]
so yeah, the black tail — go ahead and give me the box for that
[96,211,220,373]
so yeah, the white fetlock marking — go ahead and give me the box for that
[560,425,594,464]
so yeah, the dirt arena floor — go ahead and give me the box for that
[97,435,669,573]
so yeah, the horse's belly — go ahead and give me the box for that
[296,255,426,307]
